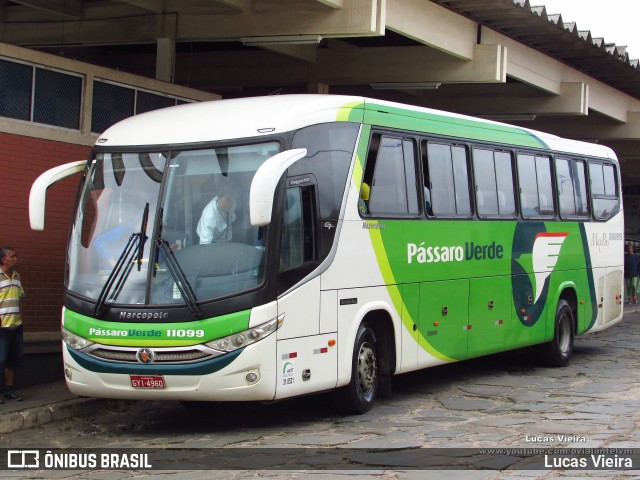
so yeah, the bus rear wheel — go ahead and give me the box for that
[333,323,378,414]
[538,299,574,367]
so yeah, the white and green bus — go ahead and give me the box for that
[30,95,624,413]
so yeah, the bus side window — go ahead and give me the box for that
[557,157,592,219]
[589,162,620,220]
[423,141,471,217]
[364,134,418,217]
[473,148,499,216]
[359,135,379,216]
[473,148,515,217]
[427,143,455,216]
[495,151,516,216]
[517,153,539,217]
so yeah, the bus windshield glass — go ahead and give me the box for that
[67,141,280,306]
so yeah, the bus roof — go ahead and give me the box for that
[96,94,616,161]
[96,94,364,148]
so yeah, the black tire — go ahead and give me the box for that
[538,299,574,367]
[333,323,378,414]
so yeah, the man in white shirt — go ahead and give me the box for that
[196,184,236,244]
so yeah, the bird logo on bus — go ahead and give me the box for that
[532,232,569,303]
[511,223,569,326]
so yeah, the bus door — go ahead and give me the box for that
[275,178,338,398]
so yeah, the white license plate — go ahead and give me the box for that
[130,375,165,389]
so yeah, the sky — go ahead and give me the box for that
[537,0,640,60]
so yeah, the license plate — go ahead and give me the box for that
[130,375,165,389]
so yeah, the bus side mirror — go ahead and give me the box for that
[29,160,86,231]
[249,148,307,226]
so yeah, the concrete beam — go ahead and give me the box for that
[483,30,563,95]
[482,28,639,123]
[254,44,319,62]
[167,43,505,88]
[312,43,505,84]
[386,0,477,60]
[1,14,176,46]
[421,82,589,116]
[534,112,640,141]
[171,50,309,89]
[315,0,344,7]
[0,0,383,46]
[591,112,640,140]
[588,82,634,123]
[178,0,383,38]
[114,0,164,13]
[11,0,82,19]
[213,0,250,11]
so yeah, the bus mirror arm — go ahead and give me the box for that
[29,160,86,231]
[249,148,307,227]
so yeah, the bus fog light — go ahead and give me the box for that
[64,367,72,380]
[245,371,259,384]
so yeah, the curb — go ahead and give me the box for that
[0,397,106,434]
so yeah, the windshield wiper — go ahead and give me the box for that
[137,203,149,270]
[92,233,139,316]
[155,238,204,318]
[92,205,149,317]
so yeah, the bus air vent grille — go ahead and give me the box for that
[87,346,218,364]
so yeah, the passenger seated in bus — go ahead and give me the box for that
[94,220,137,269]
[91,187,144,269]
[424,186,432,216]
[196,183,237,243]
[359,182,370,215]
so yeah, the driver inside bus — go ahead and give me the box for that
[196,183,237,244]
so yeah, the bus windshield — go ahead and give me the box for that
[68,141,280,306]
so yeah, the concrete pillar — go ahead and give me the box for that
[156,38,176,83]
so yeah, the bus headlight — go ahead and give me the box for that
[61,327,95,350]
[206,315,281,353]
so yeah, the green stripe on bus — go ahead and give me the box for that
[363,102,548,149]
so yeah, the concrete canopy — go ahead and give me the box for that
[2,0,640,179]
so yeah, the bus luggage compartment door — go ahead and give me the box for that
[418,279,469,363]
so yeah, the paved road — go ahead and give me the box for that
[2,310,640,479]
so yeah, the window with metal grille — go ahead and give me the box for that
[136,90,175,114]
[34,68,82,129]
[92,80,192,134]
[0,57,195,135]
[0,59,31,121]
[91,81,135,134]
[0,57,82,129]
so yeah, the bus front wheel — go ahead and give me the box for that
[333,323,378,414]
[538,299,574,367]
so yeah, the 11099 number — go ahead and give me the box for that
[166,329,205,338]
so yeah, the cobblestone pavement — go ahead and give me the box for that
[2,310,640,480]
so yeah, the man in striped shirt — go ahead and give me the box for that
[0,246,25,402]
